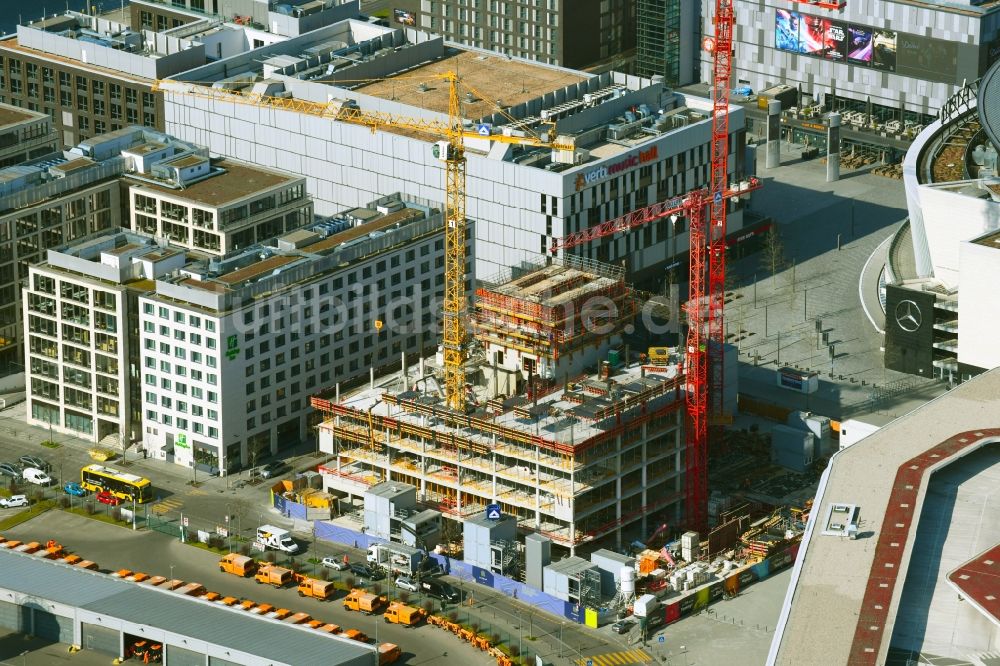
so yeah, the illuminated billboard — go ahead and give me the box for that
[771,10,973,81]
[846,25,873,65]
[775,9,803,53]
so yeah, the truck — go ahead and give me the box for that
[383,601,425,626]
[219,554,258,578]
[297,577,337,601]
[342,628,369,643]
[367,542,423,576]
[256,525,299,553]
[254,564,293,588]
[343,588,388,615]
[379,643,401,664]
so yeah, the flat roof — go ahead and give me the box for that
[547,556,597,577]
[0,37,155,86]
[771,368,1000,666]
[0,549,373,666]
[299,207,424,254]
[947,543,1000,626]
[131,159,296,207]
[215,255,301,286]
[354,49,587,119]
[0,105,36,128]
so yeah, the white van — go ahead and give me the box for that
[22,467,52,486]
[255,525,299,553]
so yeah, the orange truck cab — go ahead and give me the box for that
[297,578,336,601]
[254,565,293,588]
[343,589,387,615]
[219,553,258,577]
[383,602,425,626]
[379,643,401,664]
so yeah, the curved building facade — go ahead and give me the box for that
[883,58,1000,381]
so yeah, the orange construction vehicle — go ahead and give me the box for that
[379,643,401,664]
[343,588,387,615]
[254,564,293,588]
[383,602,425,626]
[343,628,369,643]
[219,554,258,578]
[297,577,336,601]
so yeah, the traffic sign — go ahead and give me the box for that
[659,635,665,643]
[486,504,501,520]
[182,516,189,527]
[216,526,229,538]
[477,123,491,136]
[587,660,593,666]
[714,191,723,205]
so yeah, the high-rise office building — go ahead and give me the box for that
[635,0,698,87]
[386,0,634,69]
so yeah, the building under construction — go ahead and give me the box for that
[312,256,687,556]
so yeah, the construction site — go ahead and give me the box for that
[313,255,685,556]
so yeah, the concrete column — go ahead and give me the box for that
[826,113,841,182]
[765,100,781,169]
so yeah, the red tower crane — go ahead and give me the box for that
[552,0,748,533]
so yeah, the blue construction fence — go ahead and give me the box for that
[272,493,308,520]
[311,519,584,623]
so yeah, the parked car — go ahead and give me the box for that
[349,563,385,581]
[0,462,21,479]
[96,491,122,506]
[0,495,28,508]
[22,467,52,486]
[259,461,289,480]
[394,575,419,593]
[322,556,350,571]
[18,455,50,472]
[63,482,87,497]
[611,620,633,634]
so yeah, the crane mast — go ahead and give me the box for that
[442,77,468,412]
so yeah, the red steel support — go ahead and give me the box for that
[684,195,708,534]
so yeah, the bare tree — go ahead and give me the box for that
[760,225,787,285]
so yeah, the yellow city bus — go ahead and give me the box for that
[80,464,153,503]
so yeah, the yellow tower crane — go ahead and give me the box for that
[153,74,576,412]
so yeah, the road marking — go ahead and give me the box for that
[150,498,183,514]
[576,649,651,666]
[188,488,209,497]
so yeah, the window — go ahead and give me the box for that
[208,427,218,438]
[208,391,218,403]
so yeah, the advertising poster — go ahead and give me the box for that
[775,9,802,53]
[847,25,873,65]
[872,29,897,71]
[824,20,848,62]
[393,8,416,26]
[800,16,829,56]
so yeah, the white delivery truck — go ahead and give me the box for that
[256,525,299,553]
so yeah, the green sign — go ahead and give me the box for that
[225,334,240,361]
[175,434,189,449]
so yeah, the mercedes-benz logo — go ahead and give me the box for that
[894,300,922,332]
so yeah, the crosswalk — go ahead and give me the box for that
[149,497,183,515]
[575,649,652,666]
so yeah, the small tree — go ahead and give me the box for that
[421,600,434,615]
[344,575,356,589]
[372,583,383,596]
[760,225,787,285]
[398,591,410,604]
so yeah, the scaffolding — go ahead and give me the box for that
[473,256,635,363]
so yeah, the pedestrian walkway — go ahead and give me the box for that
[150,497,183,515]
[574,648,652,666]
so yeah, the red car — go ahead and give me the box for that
[96,491,122,506]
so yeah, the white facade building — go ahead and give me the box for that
[162,22,749,282]
[24,234,184,445]
[139,195,454,473]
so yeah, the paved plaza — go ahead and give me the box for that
[727,142,948,425]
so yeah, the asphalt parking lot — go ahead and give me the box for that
[3,510,494,666]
